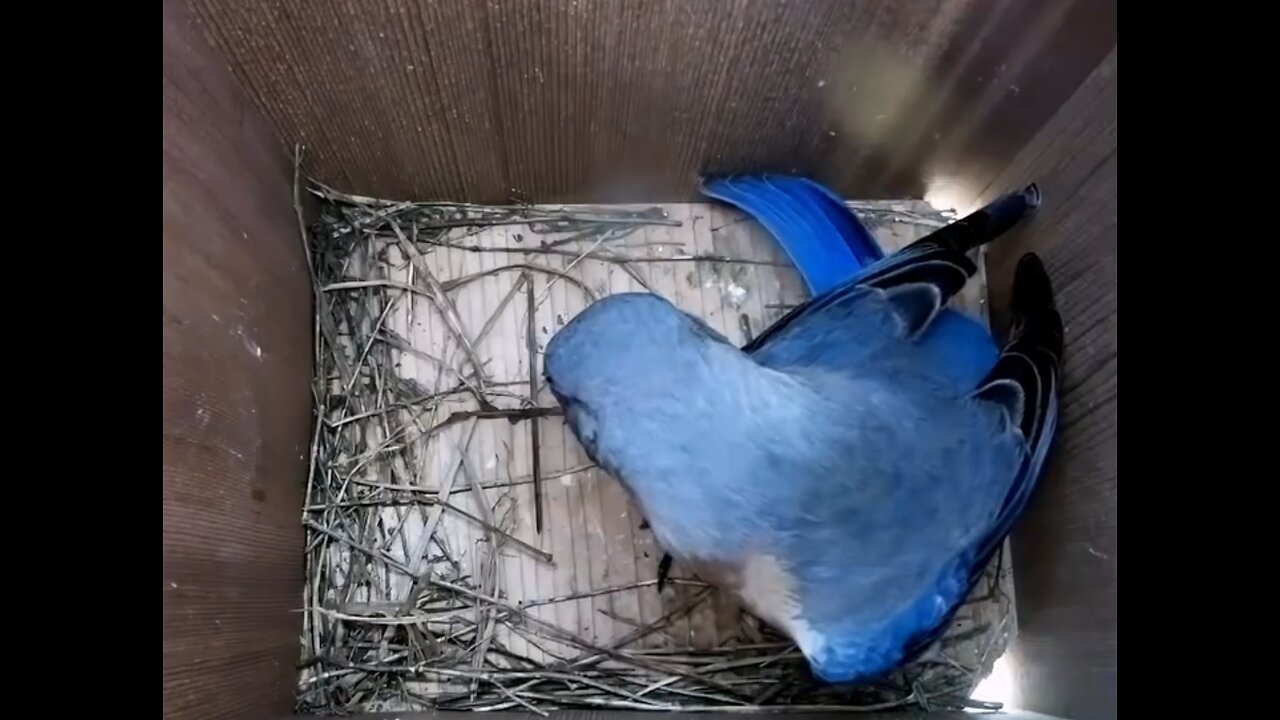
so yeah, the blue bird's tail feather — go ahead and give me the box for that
[698,174,885,296]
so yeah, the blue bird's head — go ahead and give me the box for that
[543,292,736,459]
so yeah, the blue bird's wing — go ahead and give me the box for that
[745,184,1043,391]
[780,253,1063,684]
[724,186,1055,683]
[886,253,1065,676]
[745,222,999,390]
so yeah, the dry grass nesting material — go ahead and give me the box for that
[291,155,1013,716]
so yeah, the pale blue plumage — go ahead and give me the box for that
[544,184,1062,685]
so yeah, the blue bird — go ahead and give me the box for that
[543,183,1061,685]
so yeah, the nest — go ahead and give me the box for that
[292,155,1014,715]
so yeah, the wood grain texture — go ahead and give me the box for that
[188,0,1115,206]
[162,0,313,717]
[975,47,1117,720]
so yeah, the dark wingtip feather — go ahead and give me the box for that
[973,251,1064,537]
[1013,251,1053,309]
[1010,252,1064,362]
[895,251,1063,672]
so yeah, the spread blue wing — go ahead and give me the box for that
[743,184,1042,391]
[894,252,1065,668]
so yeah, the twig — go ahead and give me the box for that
[520,578,707,609]
[441,263,598,302]
[422,237,786,268]
[294,145,328,691]
[392,223,490,399]
[534,228,613,308]
[401,419,478,606]
[473,273,528,351]
[429,406,563,434]
[524,272,544,534]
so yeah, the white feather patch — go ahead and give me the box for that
[735,554,827,662]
